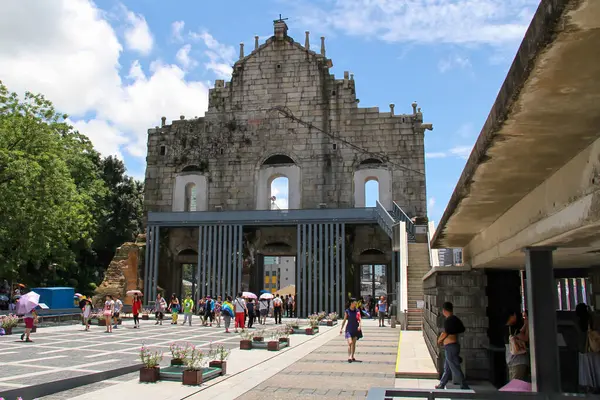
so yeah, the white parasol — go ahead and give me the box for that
[242,291,257,299]
[259,293,274,300]
[16,291,40,314]
[126,290,143,296]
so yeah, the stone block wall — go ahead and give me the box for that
[144,22,429,220]
[423,267,489,380]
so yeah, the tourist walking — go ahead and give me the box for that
[234,292,247,332]
[286,295,293,317]
[113,295,123,329]
[377,296,387,327]
[20,308,37,342]
[132,294,142,328]
[82,298,92,331]
[258,296,269,325]
[436,302,469,390]
[169,293,180,325]
[182,294,194,326]
[340,298,362,363]
[273,295,283,324]
[198,296,206,316]
[214,296,222,327]
[103,295,115,333]
[204,296,214,326]
[155,293,166,325]
[222,296,234,333]
[247,298,256,328]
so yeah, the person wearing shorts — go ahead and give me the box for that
[259,298,269,325]
[234,293,247,332]
[21,309,37,342]
[113,296,123,329]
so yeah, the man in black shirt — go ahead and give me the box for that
[436,302,469,390]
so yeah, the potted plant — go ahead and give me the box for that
[1,314,19,335]
[97,314,107,327]
[208,343,230,375]
[169,343,190,366]
[253,329,265,342]
[182,345,205,386]
[306,315,319,335]
[317,311,327,321]
[142,309,150,320]
[139,345,163,383]
[290,319,300,329]
[278,327,290,346]
[239,329,253,350]
[267,330,281,351]
[327,312,339,326]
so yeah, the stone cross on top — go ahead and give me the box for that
[273,14,289,39]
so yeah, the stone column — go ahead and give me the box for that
[423,267,489,380]
[525,247,560,393]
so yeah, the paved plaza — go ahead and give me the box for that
[0,316,264,396]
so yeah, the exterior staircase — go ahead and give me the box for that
[406,242,431,330]
[375,201,431,331]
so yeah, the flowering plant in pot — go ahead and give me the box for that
[208,343,230,375]
[267,330,281,351]
[142,309,151,320]
[139,345,163,383]
[0,314,19,335]
[306,315,319,334]
[278,327,290,346]
[317,311,327,321]
[182,346,205,385]
[97,314,107,326]
[169,342,190,366]
[290,319,300,329]
[326,312,339,326]
[252,329,265,342]
[239,329,253,350]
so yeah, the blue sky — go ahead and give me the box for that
[0,0,540,224]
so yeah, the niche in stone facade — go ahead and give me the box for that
[173,173,208,212]
[354,161,392,210]
[256,154,301,210]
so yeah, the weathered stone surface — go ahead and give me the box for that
[94,238,144,307]
[422,267,489,380]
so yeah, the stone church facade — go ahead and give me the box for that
[143,19,432,313]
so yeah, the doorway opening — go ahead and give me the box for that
[365,178,379,207]
[270,177,289,210]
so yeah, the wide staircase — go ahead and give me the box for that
[375,201,431,331]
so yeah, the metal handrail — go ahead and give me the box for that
[375,201,395,238]
[392,201,416,235]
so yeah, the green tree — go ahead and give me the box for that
[0,81,103,279]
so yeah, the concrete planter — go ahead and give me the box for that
[3,327,13,335]
[305,327,319,335]
[240,340,252,350]
[182,370,203,386]
[253,337,264,342]
[139,367,160,383]
[142,314,149,320]
[171,358,185,366]
[267,341,280,351]
[279,337,290,346]
[209,360,227,375]
[98,319,107,326]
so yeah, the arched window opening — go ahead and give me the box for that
[263,154,295,166]
[270,177,289,210]
[365,179,379,207]
[360,158,383,166]
[184,183,197,211]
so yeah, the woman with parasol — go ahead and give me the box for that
[17,291,40,342]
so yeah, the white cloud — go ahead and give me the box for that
[190,31,236,79]
[176,44,197,70]
[296,0,539,46]
[171,20,185,41]
[438,54,471,73]
[428,197,436,209]
[123,8,153,55]
[449,145,473,159]
[425,152,447,159]
[0,0,211,161]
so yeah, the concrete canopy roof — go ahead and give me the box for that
[432,0,600,253]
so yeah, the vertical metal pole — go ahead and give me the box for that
[296,224,301,316]
[525,247,560,393]
[216,226,222,297]
[206,226,213,298]
[334,223,340,315]
[559,279,566,311]
[213,226,219,296]
[302,224,307,318]
[307,223,312,315]
[585,278,591,305]
[227,225,233,297]
[144,226,151,305]
[153,226,160,300]
[196,226,202,304]
[341,223,346,317]
[574,278,582,306]
[324,223,330,313]
[221,225,228,297]
[236,225,243,297]
[202,226,208,299]
[318,223,324,313]
[391,250,396,318]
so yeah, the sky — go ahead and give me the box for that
[0,0,541,224]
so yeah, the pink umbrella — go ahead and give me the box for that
[242,291,257,299]
[16,291,40,314]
